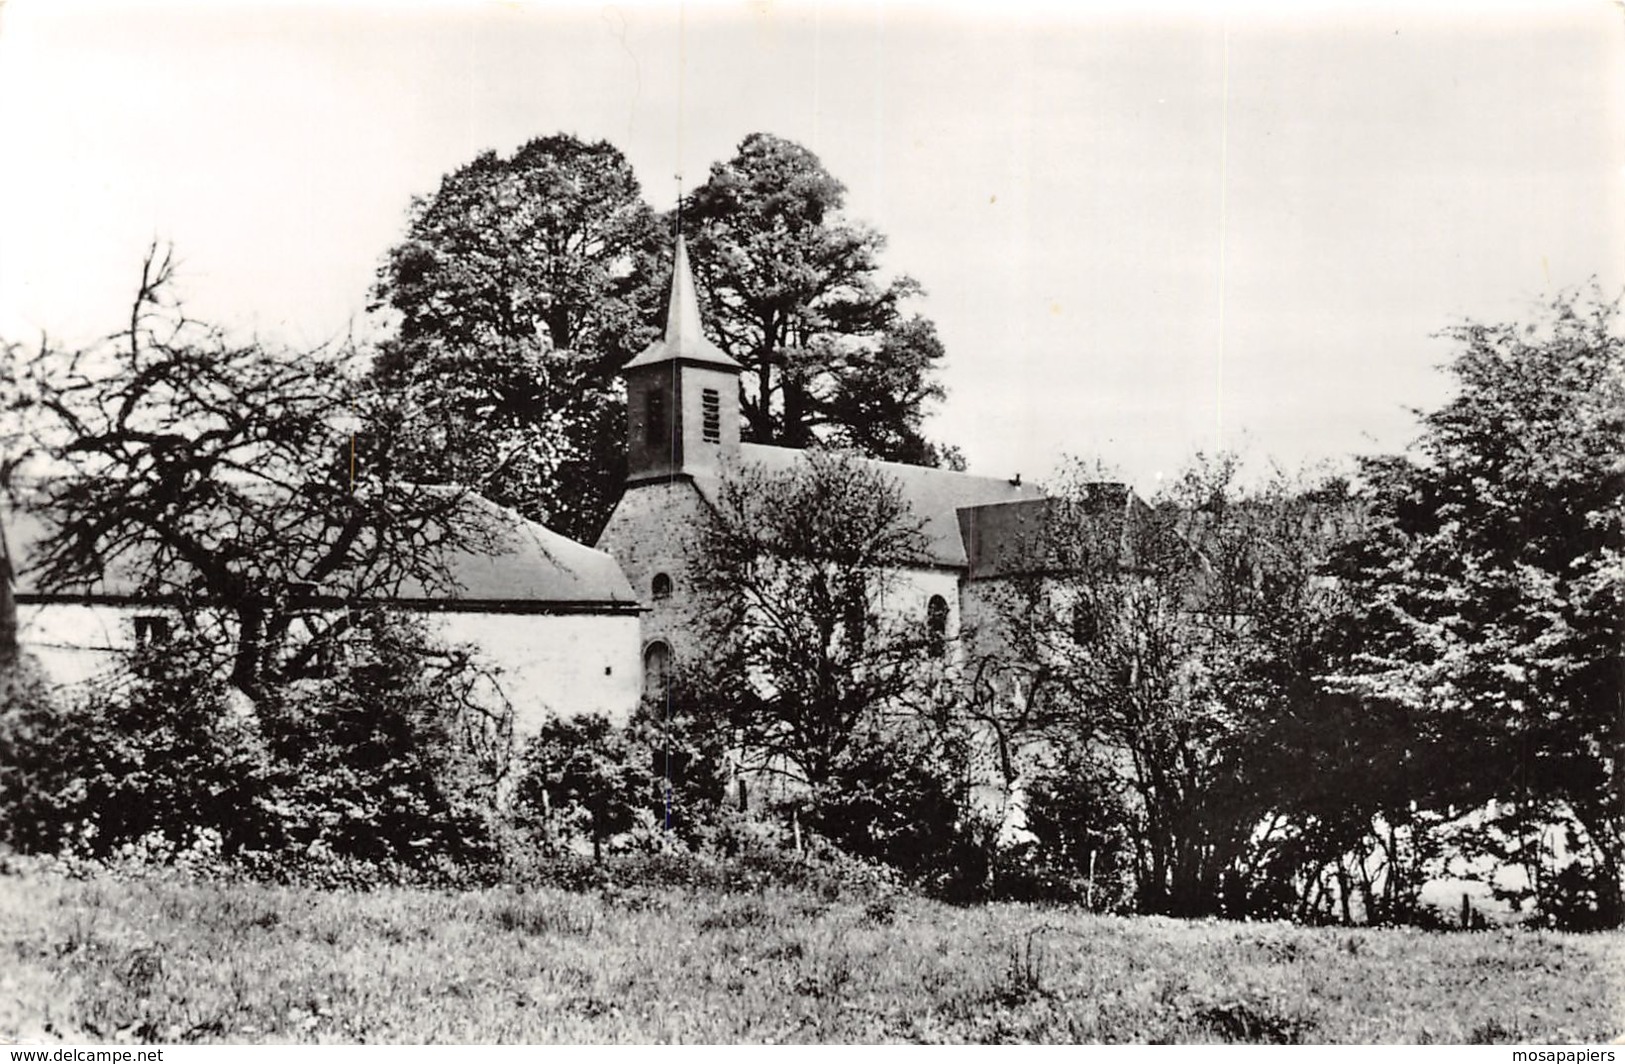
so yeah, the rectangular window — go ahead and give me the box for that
[646,390,667,444]
[133,615,171,648]
[701,388,721,443]
[131,614,172,676]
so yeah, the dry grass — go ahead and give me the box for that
[1,870,1620,1044]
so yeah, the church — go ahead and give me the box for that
[595,237,1143,702]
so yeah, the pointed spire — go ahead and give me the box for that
[663,236,706,351]
[623,235,740,371]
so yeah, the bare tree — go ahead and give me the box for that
[2,244,489,699]
[696,450,938,797]
[978,457,1363,916]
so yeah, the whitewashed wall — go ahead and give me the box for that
[14,602,131,691]
[14,601,641,733]
[435,611,641,731]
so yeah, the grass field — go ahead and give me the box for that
[1,869,1620,1044]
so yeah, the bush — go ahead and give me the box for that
[1017,750,1137,909]
[0,612,512,882]
[805,722,963,881]
[1543,858,1621,931]
[0,656,77,854]
[512,714,652,863]
[0,641,276,858]
[629,680,732,842]
[254,612,508,874]
[511,690,736,864]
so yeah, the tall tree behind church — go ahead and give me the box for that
[371,135,668,542]
[683,133,962,468]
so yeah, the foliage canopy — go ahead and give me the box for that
[684,133,960,467]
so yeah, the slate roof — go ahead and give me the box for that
[0,488,637,612]
[691,443,1047,569]
[621,236,740,371]
[958,485,1148,580]
[391,493,638,609]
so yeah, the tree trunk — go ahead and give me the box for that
[1570,802,1624,927]
[0,565,17,669]
[232,605,266,695]
[751,310,776,443]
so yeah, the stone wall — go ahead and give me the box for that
[595,478,719,669]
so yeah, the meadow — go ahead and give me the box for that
[1,869,1620,1045]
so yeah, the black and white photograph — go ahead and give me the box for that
[0,0,1620,1047]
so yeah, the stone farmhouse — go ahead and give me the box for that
[0,489,644,730]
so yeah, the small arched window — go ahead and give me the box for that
[643,640,672,701]
[926,595,949,659]
[1072,602,1098,645]
[651,572,673,601]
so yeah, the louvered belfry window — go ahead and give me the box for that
[701,388,721,443]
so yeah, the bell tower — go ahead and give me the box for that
[620,236,741,484]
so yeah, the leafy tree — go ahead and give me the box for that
[514,714,651,863]
[372,134,668,542]
[697,451,942,811]
[1190,476,1437,924]
[1338,287,1625,926]
[0,635,275,858]
[684,133,958,466]
[983,457,1364,916]
[2,245,480,699]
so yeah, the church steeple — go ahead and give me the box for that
[620,236,741,484]
[623,236,739,371]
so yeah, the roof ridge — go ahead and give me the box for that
[735,442,1037,490]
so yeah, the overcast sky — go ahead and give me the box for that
[2,1,1620,494]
